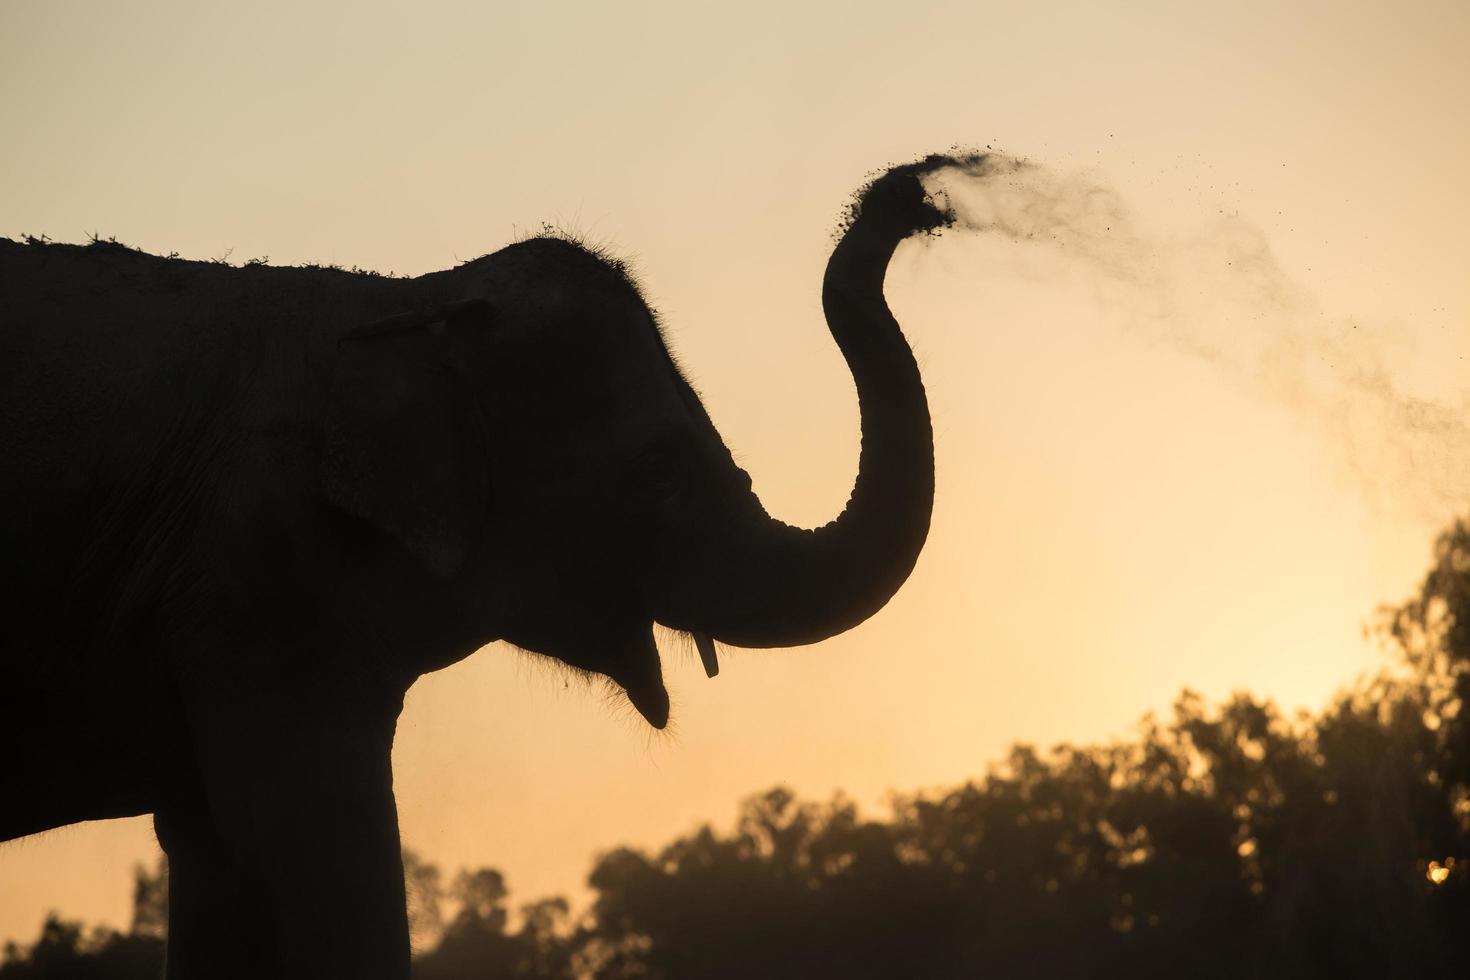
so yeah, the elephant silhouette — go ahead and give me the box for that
[0,161,949,978]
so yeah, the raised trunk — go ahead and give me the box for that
[666,168,942,648]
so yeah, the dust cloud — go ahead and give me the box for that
[896,152,1468,519]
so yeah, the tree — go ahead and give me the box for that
[128,858,167,942]
[403,848,446,953]
[412,868,574,980]
[0,916,163,980]
[577,517,1470,979]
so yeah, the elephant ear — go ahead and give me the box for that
[322,300,493,580]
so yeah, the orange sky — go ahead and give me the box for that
[2,0,1467,945]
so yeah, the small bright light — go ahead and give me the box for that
[1427,861,1450,885]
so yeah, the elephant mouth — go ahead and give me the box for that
[601,621,671,729]
[624,676,669,730]
[605,627,719,730]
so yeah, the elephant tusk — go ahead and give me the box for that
[694,632,719,678]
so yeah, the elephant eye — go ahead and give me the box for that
[628,446,688,508]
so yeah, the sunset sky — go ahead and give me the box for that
[2,0,1466,944]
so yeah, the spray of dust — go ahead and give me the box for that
[887,152,1469,521]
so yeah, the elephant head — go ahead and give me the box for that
[322,165,945,728]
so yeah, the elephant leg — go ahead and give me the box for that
[254,736,410,979]
[185,677,411,980]
[156,803,274,979]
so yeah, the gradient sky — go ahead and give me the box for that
[2,0,1466,945]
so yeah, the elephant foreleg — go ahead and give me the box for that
[156,803,274,979]
[251,733,411,979]
[181,672,412,979]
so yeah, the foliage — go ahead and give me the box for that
[410,865,576,980]
[5,521,1468,979]
[0,917,161,980]
[126,859,167,943]
[571,520,1469,978]
[0,860,167,980]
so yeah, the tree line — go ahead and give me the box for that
[6,519,1468,979]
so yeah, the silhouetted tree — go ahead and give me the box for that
[1,857,168,979]
[127,859,167,943]
[403,848,447,953]
[577,518,1470,979]
[0,916,162,980]
[411,867,575,980]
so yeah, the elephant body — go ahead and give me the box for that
[2,248,479,976]
[3,247,447,810]
[0,164,945,978]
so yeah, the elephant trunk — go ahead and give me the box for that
[669,167,943,649]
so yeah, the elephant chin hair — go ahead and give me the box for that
[498,640,679,732]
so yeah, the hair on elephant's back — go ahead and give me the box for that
[0,235,427,338]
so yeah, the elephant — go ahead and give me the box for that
[0,160,947,978]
